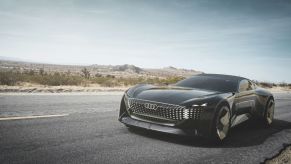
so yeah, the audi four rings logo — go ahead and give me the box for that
[144,103,157,110]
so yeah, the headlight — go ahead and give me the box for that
[192,103,207,107]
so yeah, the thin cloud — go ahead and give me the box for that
[0,0,291,82]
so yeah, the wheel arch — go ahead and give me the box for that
[215,99,232,117]
[268,95,274,102]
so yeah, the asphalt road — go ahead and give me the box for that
[1,92,291,164]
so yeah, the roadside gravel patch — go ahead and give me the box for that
[265,145,291,164]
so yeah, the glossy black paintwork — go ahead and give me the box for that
[235,87,272,116]
[119,74,274,137]
[132,85,219,105]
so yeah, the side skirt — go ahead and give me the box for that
[231,113,251,128]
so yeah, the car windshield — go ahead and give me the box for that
[174,76,238,93]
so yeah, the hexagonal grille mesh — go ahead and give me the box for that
[189,107,203,120]
[127,98,202,121]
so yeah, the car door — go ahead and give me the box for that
[235,80,256,115]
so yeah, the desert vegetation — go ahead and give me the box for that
[0,60,290,91]
[0,69,184,87]
[254,81,291,89]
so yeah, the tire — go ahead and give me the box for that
[263,98,275,127]
[211,105,231,142]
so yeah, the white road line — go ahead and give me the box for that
[0,114,69,121]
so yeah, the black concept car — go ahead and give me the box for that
[118,74,275,141]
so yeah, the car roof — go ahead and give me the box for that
[195,73,247,82]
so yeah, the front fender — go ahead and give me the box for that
[179,93,235,136]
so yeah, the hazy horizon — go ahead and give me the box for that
[1,0,291,83]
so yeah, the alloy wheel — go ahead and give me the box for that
[266,99,275,125]
[216,106,230,140]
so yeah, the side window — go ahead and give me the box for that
[239,80,249,92]
[239,80,254,92]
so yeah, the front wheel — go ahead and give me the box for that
[263,98,275,127]
[211,105,231,142]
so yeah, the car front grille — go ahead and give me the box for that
[127,98,203,122]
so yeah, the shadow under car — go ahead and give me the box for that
[126,119,291,148]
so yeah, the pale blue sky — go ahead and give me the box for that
[1,0,291,82]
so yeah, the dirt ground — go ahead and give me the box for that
[0,84,128,93]
[265,145,291,164]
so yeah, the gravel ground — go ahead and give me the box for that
[266,145,291,164]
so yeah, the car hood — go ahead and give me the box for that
[132,85,220,105]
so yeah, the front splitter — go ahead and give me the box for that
[120,116,198,136]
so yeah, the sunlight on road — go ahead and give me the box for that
[0,114,69,121]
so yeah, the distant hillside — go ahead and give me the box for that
[145,66,202,77]
[0,60,201,78]
[1,59,290,92]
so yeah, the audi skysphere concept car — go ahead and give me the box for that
[118,74,275,141]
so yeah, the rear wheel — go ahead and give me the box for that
[211,105,231,142]
[263,98,275,127]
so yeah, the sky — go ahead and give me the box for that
[0,0,291,82]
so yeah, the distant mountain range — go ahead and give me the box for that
[0,58,202,78]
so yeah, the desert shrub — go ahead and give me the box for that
[106,75,115,78]
[91,76,110,84]
[0,70,84,86]
[36,73,83,86]
[278,82,288,87]
[99,80,119,87]
[91,76,120,87]
[113,76,184,86]
[39,68,45,76]
[0,71,20,85]
[95,73,102,77]
[81,68,90,79]
[0,69,187,87]
[160,76,185,85]
[259,82,273,88]
[119,77,144,86]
